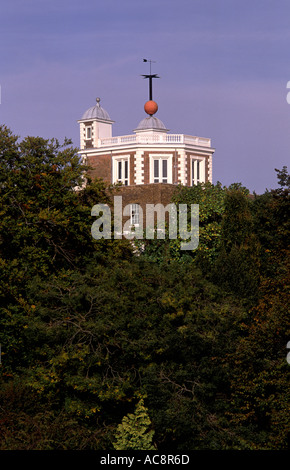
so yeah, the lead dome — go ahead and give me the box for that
[81,98,112,121]
[134,115,168,132]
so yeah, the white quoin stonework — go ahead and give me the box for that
[134,150,145,185]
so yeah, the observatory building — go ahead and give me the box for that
[78,69,215,226]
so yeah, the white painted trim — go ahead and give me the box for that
[85,126,92,140]
[112,154,130,185]
[149,153,173,184]
[177,150,186,185]
[130,203,140,227]
[134,150,144,185]
[208,155,212,183]
[80,123,85,150]
[190,156,206,185]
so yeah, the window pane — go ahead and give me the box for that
[124,160,128,179]
[154,160,159,178]
[192,160,195,185]
[118,161,122,180]
[197,160,200,180]
[162,159,167,178]
[131,204,139,225]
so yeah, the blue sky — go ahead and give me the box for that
[1,0,290,193]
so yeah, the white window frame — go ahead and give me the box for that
[112,155,130,186]
[85,126,92,140]
[130,203,140,227]
[190,157,205,185]
[149,154,172,184]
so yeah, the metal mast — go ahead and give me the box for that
[142,59,159,101]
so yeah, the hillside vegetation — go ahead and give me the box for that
[0,125,289,450]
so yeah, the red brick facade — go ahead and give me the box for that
[107,183,178,227]
[86,150,211,187]
[87,154,112,183]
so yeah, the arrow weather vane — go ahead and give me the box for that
[142,59,160,101]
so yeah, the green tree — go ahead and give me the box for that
[0,126,121,277]
[171,181,226,267]
[226,168,290,449]
[275,165,290,188]
[20,258,246,450]
[136,181,226,267]
[2,124,288,451]
[113,399,155,450]
[226,249,290,449]
[212,187,260,305]
[251,166,289,277]
[0,125,131,372]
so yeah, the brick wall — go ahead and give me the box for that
[87,150,210,188]
[129,152,135,186]
[108,183,178,227]
[87,154,112,183]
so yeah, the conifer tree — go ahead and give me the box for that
[113,399,155,450]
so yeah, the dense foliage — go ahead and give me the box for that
[0,125,289,450]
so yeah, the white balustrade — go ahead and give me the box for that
[98,133,211,148]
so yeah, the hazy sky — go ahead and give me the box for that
[1,0,290,193]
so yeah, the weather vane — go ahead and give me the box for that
[142,59,160,101]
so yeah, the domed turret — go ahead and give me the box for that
[78,98,114,149]
[81,97,113,122]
